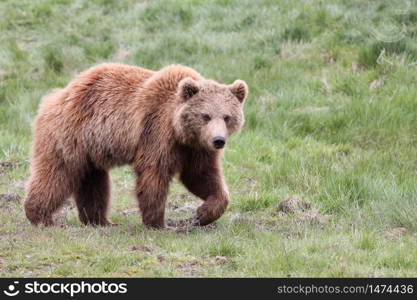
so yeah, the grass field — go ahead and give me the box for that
[0,0,416,277]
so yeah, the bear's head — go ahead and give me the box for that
[173,78,248,151]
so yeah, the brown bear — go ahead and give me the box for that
[24,63,248,229]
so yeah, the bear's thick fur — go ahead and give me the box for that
[24,63,248,229]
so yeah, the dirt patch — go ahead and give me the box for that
[0,161,19,173]
[323,53,336,64]
[176,255,228,275]
[384,227,408,239]
[0,161,29,181]
[212,256,227,265]
[279,195,311,213]
[370,78,384,90]
[176,261,202,275]
[0,193,21,202]
[166,218,216,233]
[131,245,154,253]
[0,160,28,170]
[277,195,329,225]
[166,194,202,232]
[352,63,365,72]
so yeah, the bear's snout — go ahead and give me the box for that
[212,136,226,149]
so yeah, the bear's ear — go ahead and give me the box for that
[229,80,248,103]
[178,77,200,101]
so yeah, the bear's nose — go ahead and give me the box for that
[212,136,226,149]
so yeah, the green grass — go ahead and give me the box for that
[1,0,416,277]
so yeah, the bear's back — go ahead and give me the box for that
[33,63,203,169]
[67,63,154,108]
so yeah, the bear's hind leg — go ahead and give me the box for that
[24,163,75,226]
[74,168,114,226]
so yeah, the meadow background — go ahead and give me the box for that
[0,0,416,277]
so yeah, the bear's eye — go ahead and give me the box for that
[202,114,211,122]
[224,115,231,123]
